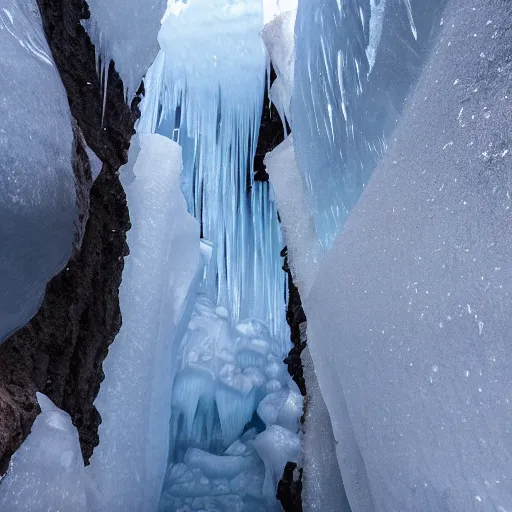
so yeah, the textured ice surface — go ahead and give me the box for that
[0,0,76,342]
[292,0,446,247]
[0,394,92,511]
[84,0,166,98]
[303,0,512,510]
[264,135,319,297]
[168,295,297,457]
[88,134,201,512]
[301,347,351,512]
[162,292,301,509]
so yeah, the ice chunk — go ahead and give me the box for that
[261,8,296,127]
[0,394,92,511]
[83,0,166,98]
[252,425,301,497]
[88,134,201,512]
[257,388,302,432]
[184,447,258,480]
[0,0,76,342]
[292,0,446,246]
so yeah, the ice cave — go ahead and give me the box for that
[0,0,511,511]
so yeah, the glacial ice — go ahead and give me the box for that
[0,0,77,342]
[252,424,301,497]
[261,7,296,128]
[263,0,512,511]
[83,0,166,99]
[88,133,201,512]
[303,1,512,508]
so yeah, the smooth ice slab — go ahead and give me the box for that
[292,0,446,246]
[0,0,76,342]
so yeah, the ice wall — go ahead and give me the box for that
[0,0,76,342]
[87,134,201,512]
[292,0,446,247]
[277,0,512,510]
[83,0,166,98]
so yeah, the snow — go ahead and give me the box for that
[0,0,76,342]
[87,133,201,512]
[264,135,320,297]
[0,394,92,511]
[83,0,166,98]
[261,8,296,128]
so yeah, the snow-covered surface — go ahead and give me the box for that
[0,0,76,342]
[292,0,445,247]
[88,133,201,512]
[83,0,166,98]
[0,394,93,511]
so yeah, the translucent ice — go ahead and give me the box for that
[139,0,289,343]
[83,0,166,98]
[286,0,512,510]
[0,0,76,342]
[292,0,446,246]
[252,424,301,497]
